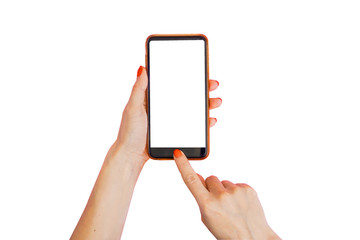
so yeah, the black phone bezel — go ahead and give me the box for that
[146,35,209,160]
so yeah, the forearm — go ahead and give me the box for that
[71,142,144,240]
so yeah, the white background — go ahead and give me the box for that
[0,1,359,239]
[150,40,206,148]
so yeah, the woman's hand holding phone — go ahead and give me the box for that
[72,67,222,239]
[173,149,281,240]
[116,65,222,166]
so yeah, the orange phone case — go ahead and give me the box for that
[145,34,210,160]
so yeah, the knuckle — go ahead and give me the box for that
[236,183,251,189]
[225,187,237,195]
[131,86,137,94]
[132,83,140,91]
[208,188,229,200]
[232,187,241,194]
[200,197,215,212]
[200,196,224,218]
[184,174,198,185]
[219,189,232,199]
[235,183,257,195]
[132,81,146,92]
[221,180,234,187]
[205,175,217,182]
[248,187,258,197]
[200,215,206,224]
[215,190,229,200]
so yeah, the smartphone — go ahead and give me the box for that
[146,34,209,160]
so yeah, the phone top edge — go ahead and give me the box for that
[146,34,208,43]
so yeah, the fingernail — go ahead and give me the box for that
[174,149,182,158]
[216,80,219,86]
[218,98,222,103]
[137,66,143,77]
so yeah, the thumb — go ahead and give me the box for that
[128,66,148,108]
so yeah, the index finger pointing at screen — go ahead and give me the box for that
[173,149,208,201]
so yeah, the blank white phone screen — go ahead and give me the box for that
[149,39,206,148]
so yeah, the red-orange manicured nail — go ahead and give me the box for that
[174,149,182,158]
[137,66,143,77]
[218,97,222,102]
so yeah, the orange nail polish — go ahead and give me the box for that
[137,66,143,77]
[174,149,182,158]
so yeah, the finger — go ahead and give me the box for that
[209,118,217,128]
[173,149,208,201]
[128,66,148,108]
[209,79,219,92]
[221,180,237,191]
[205,175,226,194]
[209,97,222,110]
[197,173,206,188]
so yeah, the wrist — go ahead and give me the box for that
[233,224,280,240]
[105,141,147,172]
